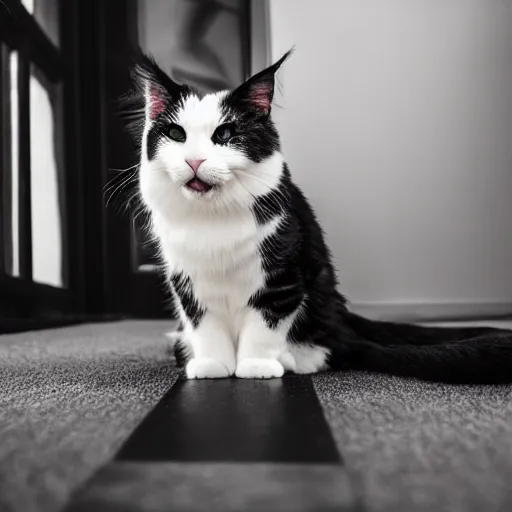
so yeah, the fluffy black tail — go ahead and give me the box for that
[336,312,512,384]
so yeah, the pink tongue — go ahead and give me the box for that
[188,178,208,192]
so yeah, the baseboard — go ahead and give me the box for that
[0,314,125,335]
[349,300,512,323]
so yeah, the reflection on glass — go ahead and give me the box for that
[21,0,60,47]
[30,66,65,287]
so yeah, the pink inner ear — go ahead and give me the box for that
[149,85,166,119]
[248,83,272,113]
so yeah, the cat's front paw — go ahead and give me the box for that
[235,358,285,379]
[186,358,232,379]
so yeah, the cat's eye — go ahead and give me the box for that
[212,123,234,144]
[168,124,186,143]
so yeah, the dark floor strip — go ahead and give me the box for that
[116,375,341,463]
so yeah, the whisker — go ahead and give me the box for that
[104,173,139,208]
[0,0,12,16]
[236,170,289,218]
[236,169,289,201]
[103,168,137,194]
[104,173,137,202]
[109,163,140,173]
[120,189,143,214]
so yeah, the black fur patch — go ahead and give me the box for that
[217,99,280,163]
[145,108,190,161]
[123,52,195,161]
[146,120,166,161]
[248,164,341,333]
[174,340,189,368]
[170,272,205,328]
[251,169,290,224]
[217,52,292,163]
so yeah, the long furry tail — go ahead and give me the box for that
[335,312,512,384]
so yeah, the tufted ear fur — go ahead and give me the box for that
[132,53,191,120]
[229,50,292,116]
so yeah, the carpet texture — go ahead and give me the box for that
[314,371,512,512]
[1,319,512,512]
[0,321,178,512]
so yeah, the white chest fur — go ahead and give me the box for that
[153,209,281,322]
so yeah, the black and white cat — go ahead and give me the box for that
[131,51,512,384]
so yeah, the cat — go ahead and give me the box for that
[129,51,512,384]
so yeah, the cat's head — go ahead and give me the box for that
[132,51,291,215]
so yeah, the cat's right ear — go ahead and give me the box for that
[132,53,190,120]
[229,49,293,116]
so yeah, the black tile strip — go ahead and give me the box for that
[116,375,341,463]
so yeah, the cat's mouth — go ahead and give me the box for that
[185,177,213,193]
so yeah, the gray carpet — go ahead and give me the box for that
[1,320,512,512]
[0,321,178,512]
[314,371,512,512]
[313,320,512,512]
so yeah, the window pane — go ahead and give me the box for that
[22,0,60,47]
[30,66,66,287]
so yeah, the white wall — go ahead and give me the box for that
[269,0,512,320]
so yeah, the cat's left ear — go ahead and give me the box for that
[132,52,191,120]
[230,50,293,116]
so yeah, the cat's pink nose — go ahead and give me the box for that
[185,159,206,174]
